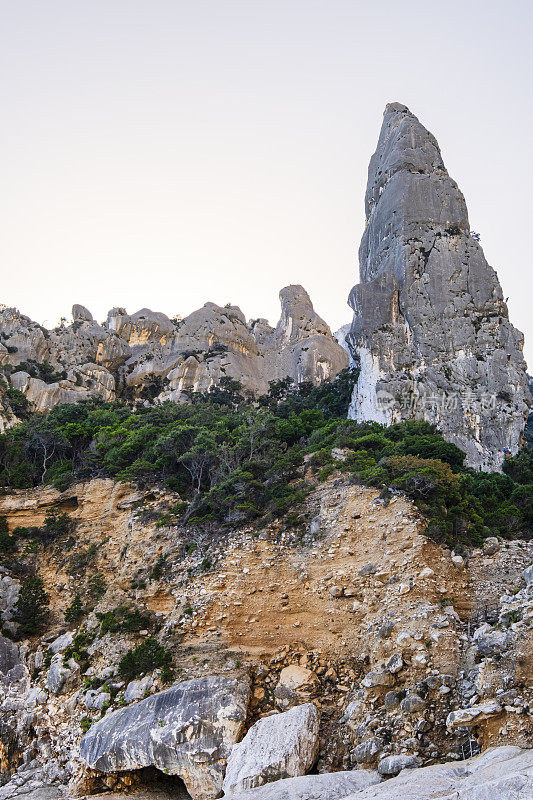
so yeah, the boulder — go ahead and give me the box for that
[483,537,500,555]
[474,625,509,657]
[124,674,153,704]
[386,654,402,674]
[353,737,384,764]
[377,754,420,776]
[446,700,502,729]
[223,769,381,799]
[274,665,318,710]
[79,676,250,800]
[400,694,425,713]
[72,304,93,322]
[48,631,74,655]
[0,574,20,626]
[361,669,394,689]
[46,654,73,695]
[222,703,319,796]
[0,635,23,684]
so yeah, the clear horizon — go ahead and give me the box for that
[1,0,532,367]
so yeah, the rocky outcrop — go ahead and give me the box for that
[79,676,250,800]
[222,703,320,795]
[224,747,532,800]
[224,769,381,799]
[10,364,115,412]
[0,287,347,421]
[344,745,533,800]
[347,103,530,471]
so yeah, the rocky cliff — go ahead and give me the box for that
[0,285,348,426]
[347,103,530,472]
[0,476,531,799]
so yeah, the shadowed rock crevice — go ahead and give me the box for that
[82,765,191,798]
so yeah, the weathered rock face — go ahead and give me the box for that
[341,746,533,800]
[225,747,532,800]
[79,676,250,800]
[347,103,530,471]
[0,287,347,422]
[222,703,320,795]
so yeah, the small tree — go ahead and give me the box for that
[13,576,50,638]
[0,517,15,554]
[64,594,84,625]
[40,507,71,541]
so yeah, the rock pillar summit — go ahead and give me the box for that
[347,103,530,471]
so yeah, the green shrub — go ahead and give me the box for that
[64,594,84,625]
[80,716,92,733]
[13,576,49,637]
[0,370,530,547]
[40,507,72,541]
[96,605,151,636]
[63,630,93,670]
[45,459,74,490]
[68,543,98,574]
[0,516,15,554]
[88,573,106,598]
[118,638,173,682]
[5,388,30,419]
[150,555,167,580]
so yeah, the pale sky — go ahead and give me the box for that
[1,0,531,367]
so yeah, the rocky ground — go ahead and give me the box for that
[0,471,531,798]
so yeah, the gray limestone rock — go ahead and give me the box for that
[347,103,530,471]
[222,703,320,796]
[227,749,533,800]
[124,674,153,704]
[10,364,115,412]
[223,769,381,799]
[48,632,74,655]
[400,694,425,713]
[377,754,420,776]
[446,699,502,728]
[0,574,20,628]
[46,654,72,695]
[342,746,533,800]
[352,737,384,764]
[1,286,347,424]
[72,304,93,322]
[0,635,22,684]
[79,676,250,800]
[361,668,394,688]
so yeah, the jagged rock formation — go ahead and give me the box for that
[0,285,347,425]
[347,103,530,471]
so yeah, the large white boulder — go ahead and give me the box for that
[222,704,320,796]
